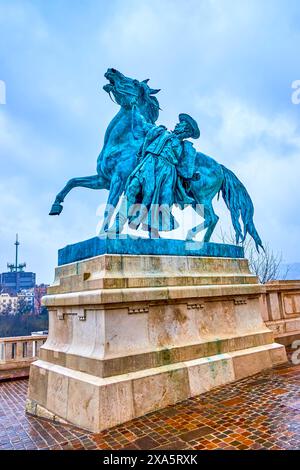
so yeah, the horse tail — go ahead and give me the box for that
[220,165,263,251]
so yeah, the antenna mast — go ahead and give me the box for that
[7,234,26,292]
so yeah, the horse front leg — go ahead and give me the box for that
[105,175,144,236]
[98,176,125,235]
[49,174,108,215]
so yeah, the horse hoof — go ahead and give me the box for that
[49,202,63,216]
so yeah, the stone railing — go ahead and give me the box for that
[0,334,47,380]
[261,280,300,346]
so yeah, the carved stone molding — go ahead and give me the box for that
[57,309,64,320]
[234,298,247,305]
[187,302,205,310]
[128,306,149,315]
[78,310,87,321]
[57,309,86,320]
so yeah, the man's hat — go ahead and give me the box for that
[178,113,200,139]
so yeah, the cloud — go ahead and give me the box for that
[1,0,300,283]
[192,91,300,262]
[0,111,63,175]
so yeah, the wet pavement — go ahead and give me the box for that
[0,352,299,450]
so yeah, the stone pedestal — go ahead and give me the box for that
[27,249,287,432]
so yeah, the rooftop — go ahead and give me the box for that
[0,350,299,450]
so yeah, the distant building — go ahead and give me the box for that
[34,284,48,315]
[0,293,18,315]
[1,271,36,294]
[17,289,35,313]
[0,291,35,316]
[0,236,48,316]
[0,234,36,295]
[31,330,48,335]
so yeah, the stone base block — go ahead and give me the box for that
[27,252,287,432]
[27,342,285,432]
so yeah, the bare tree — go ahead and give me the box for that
[218,228,289,284]
[1,303,13,316]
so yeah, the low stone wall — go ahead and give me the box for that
[0,335,47,380]
[261,280,300,346]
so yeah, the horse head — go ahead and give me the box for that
[103,68,160,123]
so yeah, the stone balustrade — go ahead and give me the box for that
[261,280,300,345]
[0,334,47,380]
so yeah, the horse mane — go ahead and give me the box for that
[140,83,160,123]
[147,95,160,123]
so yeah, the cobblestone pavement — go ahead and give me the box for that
[0,356,299,450]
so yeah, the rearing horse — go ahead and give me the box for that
[50,68,263,250]
[49,68,161,234]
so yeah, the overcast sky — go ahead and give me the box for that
[0,0,300,283]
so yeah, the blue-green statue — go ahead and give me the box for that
[108,108,200,238]
[49,68,263,251]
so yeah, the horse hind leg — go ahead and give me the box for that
[49,174,108,215]
[203,203,219,242]
[186,201,219,242]
[186,203,206,241]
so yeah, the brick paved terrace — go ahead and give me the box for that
[0,349,299,450]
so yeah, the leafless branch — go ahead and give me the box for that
[217,229,289,284]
